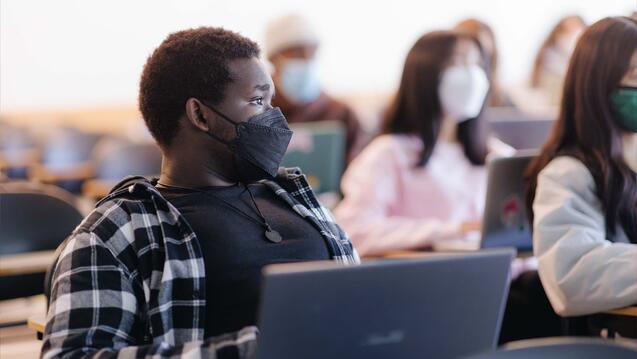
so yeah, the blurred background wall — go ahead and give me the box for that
[1,0,634,116]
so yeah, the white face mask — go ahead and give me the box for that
[277,59,321,105]
[438,64,490,122]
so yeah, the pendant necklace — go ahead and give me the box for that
[157,182,282,243]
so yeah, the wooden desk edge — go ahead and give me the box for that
[603,306,637,317]
[28,314,46,334]
[0,250,56,276]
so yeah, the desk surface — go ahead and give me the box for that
[604,306,637,317]
[18,246,637,334]
[379,250,637,319]
[0,250,56,276]
[25,306,637,338]
[28,314,46,333]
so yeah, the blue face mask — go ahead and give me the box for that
[278,59,321,105]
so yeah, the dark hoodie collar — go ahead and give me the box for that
[95,176,161,207]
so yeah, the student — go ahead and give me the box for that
[526,16,637,317]
[42,27,358,358]
[454,18,514,107]
[265,14,362,161]
[335,31,511,256]
[530,15,586,105]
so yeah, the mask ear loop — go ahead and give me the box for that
[195,99,243,182]
[198,99,240,145]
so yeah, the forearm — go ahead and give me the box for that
[342,216,462,256]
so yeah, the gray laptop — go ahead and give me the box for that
[481,153,536,254]
[485,107,554,151]
[257,249,515,359]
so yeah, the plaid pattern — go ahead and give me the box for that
[42,168,359,359]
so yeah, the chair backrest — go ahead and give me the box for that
[481,152,536,252]
[0,125,39,179]
[92,140,162,180]
[0,182,83,255]
[0,124,36,152]
[0,182,83,300]
[463,337,637,359]
[282,120,346,194]
[41,128,102,169]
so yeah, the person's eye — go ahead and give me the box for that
[250,97,264,106]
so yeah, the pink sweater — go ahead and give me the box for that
[334,134,487,256]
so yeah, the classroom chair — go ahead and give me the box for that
[82,138,162,199]
[0,124,39,179]
[30,127,102,193]
[0,182,83,301]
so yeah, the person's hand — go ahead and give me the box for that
[461,221,481,233]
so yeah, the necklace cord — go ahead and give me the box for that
[156,182,269,229]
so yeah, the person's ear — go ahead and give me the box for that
[185,98,210,132]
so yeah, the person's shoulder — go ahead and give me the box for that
[64,194,162,269]
[365,134,420,153]
[54,199,134,268]
[346,134,419,172]
[69,198,138,247]
[538,156,595,194]
[77,181,168,243]
[540,156,591,179]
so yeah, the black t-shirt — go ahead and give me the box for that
[158,182,330,338]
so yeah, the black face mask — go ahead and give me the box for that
[201,101,293,182]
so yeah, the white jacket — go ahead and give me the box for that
[533,156,637,316]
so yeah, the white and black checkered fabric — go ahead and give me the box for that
[42,168,359,358]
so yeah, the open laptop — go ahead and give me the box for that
[257,249,515,359]
[485,107,554,151]
[480,153,536,255]
[282,120,346,194]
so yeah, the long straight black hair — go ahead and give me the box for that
[526,17,637,242]
[381,31,489,167]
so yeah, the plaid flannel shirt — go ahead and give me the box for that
[42,168,359,359]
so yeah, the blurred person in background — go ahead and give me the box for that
[335,30,513,257]
[454,18,514,107]
[265,14,362,161]
[530,15,586,105]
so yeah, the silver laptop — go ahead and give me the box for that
[480,153,536,255]
[257,249,515,359]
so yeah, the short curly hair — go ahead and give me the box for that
[139,27,260,147]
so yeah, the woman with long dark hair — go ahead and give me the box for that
[335,30,512,256]
[526,16,637,316]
